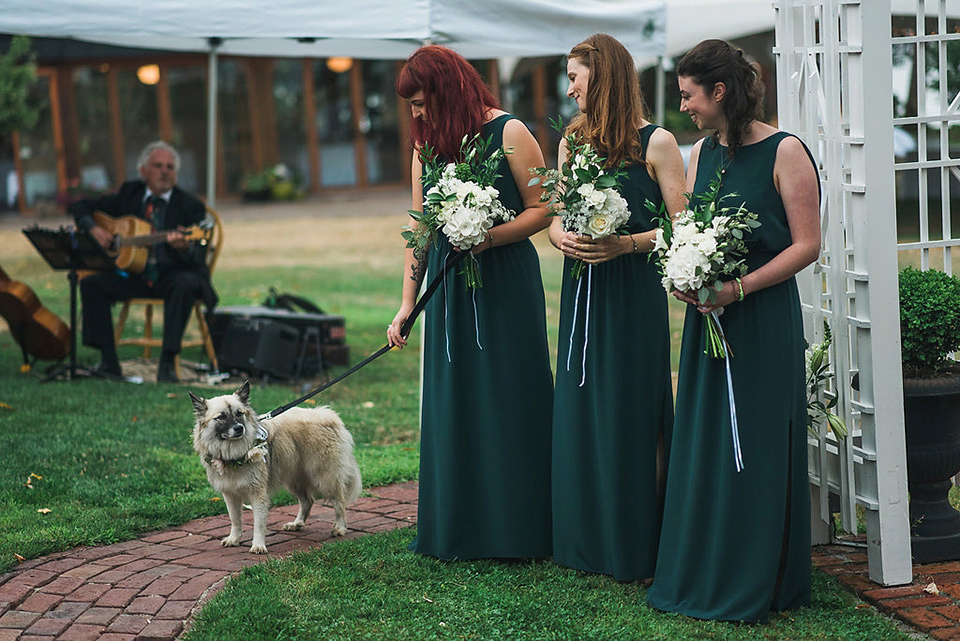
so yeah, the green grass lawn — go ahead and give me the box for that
[183,527,911,641]
[0,262,433,571]
[0,217,911,639]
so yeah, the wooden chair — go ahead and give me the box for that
[114,206,223,377]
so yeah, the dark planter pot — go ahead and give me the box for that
[903,367,960,563]
[242,188,271,202]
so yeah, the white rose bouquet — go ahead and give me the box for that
[647,166,760,358]
[403,133,514,289]
[529,121,630,279]
[806,320,848,440]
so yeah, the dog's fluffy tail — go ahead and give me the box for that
[340,433,362,505]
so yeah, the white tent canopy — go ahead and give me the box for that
[3,0,668,204]
[3,0,667,59]
[664,0,776,59]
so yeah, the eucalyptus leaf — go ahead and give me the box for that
[595,175,616,189]
[574,168,593,183]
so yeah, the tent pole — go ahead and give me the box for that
[206,38,221,208]
[655,56,665,126]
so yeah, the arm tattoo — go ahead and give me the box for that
[409,246,427,289]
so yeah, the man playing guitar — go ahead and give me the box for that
[71,141,218,383]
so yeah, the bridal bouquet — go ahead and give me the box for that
[403,133,514,289]
[806,321,848,439]
[647,167,760,358]
[529,121,630,279]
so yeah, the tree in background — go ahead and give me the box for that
[0,35,39,141]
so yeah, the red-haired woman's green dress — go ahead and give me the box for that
[409,114,554,560]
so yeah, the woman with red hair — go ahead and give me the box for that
[387,45,554,560]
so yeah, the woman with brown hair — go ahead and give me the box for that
[646,38,820,622]
[550,33,686,582]
[387,45,554,561]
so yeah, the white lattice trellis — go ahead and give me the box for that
[775,0,913,586]
[894,1,960,274]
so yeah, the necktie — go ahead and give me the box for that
[143,195,166,286]
[145,195,166,229]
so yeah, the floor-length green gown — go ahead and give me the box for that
[646,132,813,622]
[409,114,554,560]
[552,125,673,581]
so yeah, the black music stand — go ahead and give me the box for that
[23,226,115,381]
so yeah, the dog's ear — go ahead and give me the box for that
[236,380,251,405]
[188,391,207,417]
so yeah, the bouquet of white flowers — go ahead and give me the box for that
[530,121,630,279]
[403,133,514,289]
[806,321,848,440]
[647,167,760,358]
[648,166,760,472]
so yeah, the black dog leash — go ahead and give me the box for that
[261,249,468,420]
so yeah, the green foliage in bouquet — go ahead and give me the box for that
[401,132,506,255]
[645,164,760,359]
[529,117,630,279]
[528,116,625,218]
[646,164,760,305]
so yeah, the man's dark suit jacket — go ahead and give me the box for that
[70,179,217,309]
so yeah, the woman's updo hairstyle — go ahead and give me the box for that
[676,39,765,156]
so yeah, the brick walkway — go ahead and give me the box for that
[0,482,418,641]
[0,484,953,641]
[815,539,960,640]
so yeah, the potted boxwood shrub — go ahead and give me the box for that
[899,266,960,563]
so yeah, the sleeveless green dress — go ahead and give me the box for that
[552,125,673,581]
[646,132,812,622]
[409,114,554,560]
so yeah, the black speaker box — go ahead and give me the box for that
[211,305,349,376]
[216,317,299,379]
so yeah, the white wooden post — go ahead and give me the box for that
[775,0,913,586]
[855,0,912,585]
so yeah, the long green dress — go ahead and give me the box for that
[409,114,554,560]
[552,125,673,581]
[646,132,813,622]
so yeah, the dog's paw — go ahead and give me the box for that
[249,544,268,554]
[282,521,305,531]
[221,535,241,547]
[331,523,348,537]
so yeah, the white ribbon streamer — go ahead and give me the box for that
[472,284,482,351]
[579,265,593,387]
[563,264,593,387]
[442,249,452,363]
[711,310,744,472]
[566,272,583,373]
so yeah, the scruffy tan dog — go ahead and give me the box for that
[189,380,362,554]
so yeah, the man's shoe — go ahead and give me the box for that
[157,359,179,383]
[90,361,122,378]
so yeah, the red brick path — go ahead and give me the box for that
[815,539,960,640]
[1,485,952,640]
[0,482,418,640]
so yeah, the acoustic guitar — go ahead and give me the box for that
[93,212,211,274]
[0,264,70,362]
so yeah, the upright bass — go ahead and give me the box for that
[0,264,70,363]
